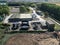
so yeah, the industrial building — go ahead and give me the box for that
[4,13,47,31]
[3,12,55,32]
[46,20,55,31]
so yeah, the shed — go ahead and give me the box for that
[46,20,55,27]
[46,20,55,31]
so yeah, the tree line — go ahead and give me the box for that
[39,3,60,21]
[0,5,9,21]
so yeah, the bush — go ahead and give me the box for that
[0,23,10,29]
[0,5,9,15]
[30,4,36,8]
[0,5,9,21]
[44,12,49,18]
[20,6,30,13]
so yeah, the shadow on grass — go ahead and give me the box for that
[5,30,47,34]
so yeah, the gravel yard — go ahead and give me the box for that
[5,33,59,45]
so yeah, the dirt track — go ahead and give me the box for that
[5,33,59,45]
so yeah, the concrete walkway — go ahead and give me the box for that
[3,14,13,23]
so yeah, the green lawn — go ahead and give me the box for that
[0,33,17,45]
[54,23,60,30]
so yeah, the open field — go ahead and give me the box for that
[5,33,59,45]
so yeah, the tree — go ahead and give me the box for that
[36,3,41,10]
[0,5,9,15]
[20,6,30,13]
[0,5,9,21]
[31,4,36,8]
[40,3,60,21]
[44,12,49,18]
[20,6,27,13]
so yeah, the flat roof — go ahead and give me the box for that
[10,14,32,19]
[20,14,32,19]
[47,20,55,24]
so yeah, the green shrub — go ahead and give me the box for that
[0,5,9,15]
[20,6,30,13]
[30,4,36,8]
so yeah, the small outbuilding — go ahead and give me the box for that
[46,20,55,32]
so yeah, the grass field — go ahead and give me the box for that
[0,33,17,45]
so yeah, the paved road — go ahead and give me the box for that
[3,14,13,23]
